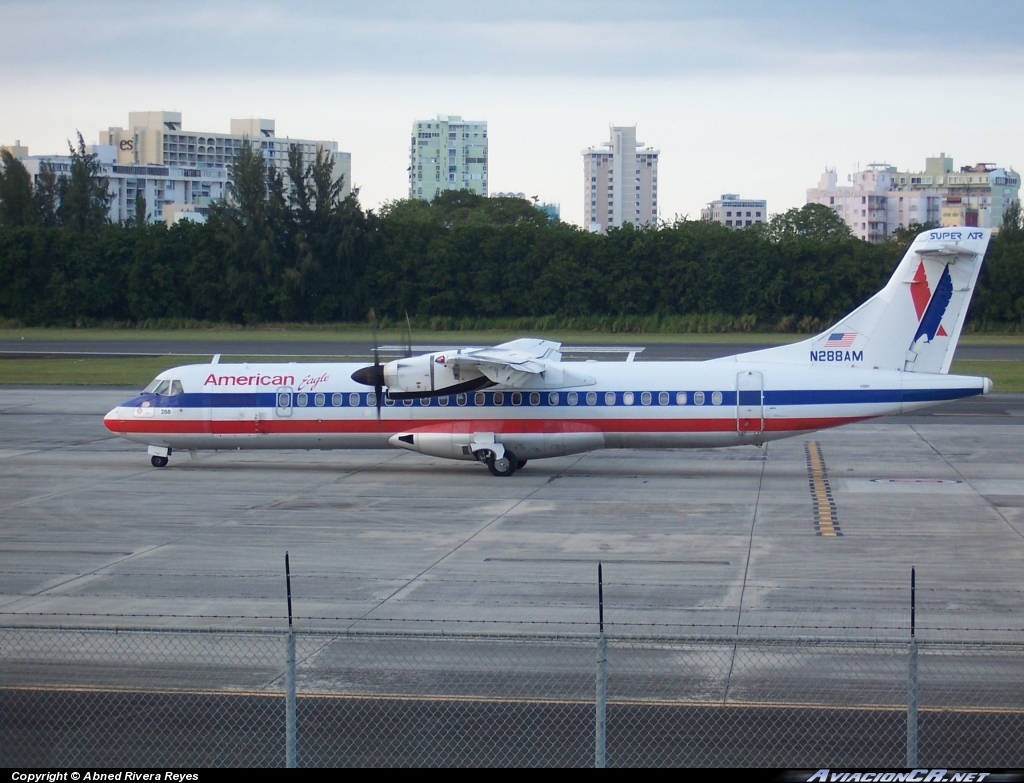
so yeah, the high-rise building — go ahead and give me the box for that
[14,142,229,225]
[8,112,351,225]
[808,155,1020,242]
[808,164,939,243]
[701,194,767,228]
[893,154,1020,231]
[583,125,659,233]
[98,111,351,220]
[409,115,488,201]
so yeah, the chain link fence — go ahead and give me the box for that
[1,625,1022,767]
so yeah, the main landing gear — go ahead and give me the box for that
[151,455,169,468]
[484,451,524,477]
[487,452,517,477]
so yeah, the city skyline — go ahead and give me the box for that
[2,1,1022,227]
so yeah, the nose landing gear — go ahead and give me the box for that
[148,446,172,468]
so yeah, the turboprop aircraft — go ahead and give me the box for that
[104,227,993,476]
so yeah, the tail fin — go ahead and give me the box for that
[729,227,991,373]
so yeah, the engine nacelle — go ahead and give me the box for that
[383,353,489,399]
[388,427,606,460]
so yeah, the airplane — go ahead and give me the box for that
[104,227,993,477]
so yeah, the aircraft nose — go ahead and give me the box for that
[103,407,122,433]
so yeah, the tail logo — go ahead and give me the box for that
[910,261,951,342]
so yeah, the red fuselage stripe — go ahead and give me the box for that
[108,416,869,435]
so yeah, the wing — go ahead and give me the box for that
[379,338,594,396]
[442,338,563,377]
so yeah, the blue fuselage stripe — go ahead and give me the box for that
[123,386,980,411]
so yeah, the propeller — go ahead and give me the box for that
[350,308,384,420]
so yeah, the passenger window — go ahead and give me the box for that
[711,391,723,406]
[604,392,616,406]
[676,392,687,405]
[278,393,290,408]
[420,397,431,406]
[693,392,705,405]
[567,392,578,406]
[367,392,377,407]
[658,391,669,405]
[641,392,651,406]
[511,392,522,406]
[349,393,360,407]
[457,393,467,406]
[315,393,325,407]
[549,392,560,406]
[297,393,308,407]
[530,392,540,406]
[332,393,342,406]
[623,392,635,406]
[586,392,597,406]
[493,392,504,406]
[384,395,396,406]
[439,395,449,407]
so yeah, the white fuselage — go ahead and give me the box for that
[104,359,989,462]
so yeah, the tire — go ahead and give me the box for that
[151,455,169,468]
[486,451,519,477]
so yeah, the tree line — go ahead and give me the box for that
[2,140,1023,331]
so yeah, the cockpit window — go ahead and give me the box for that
[144,378,182,395]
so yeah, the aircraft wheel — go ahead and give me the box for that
[151,455,169,468]
[487,452,519,477]
[517,459,528,469]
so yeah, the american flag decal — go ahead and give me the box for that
[824,332,857,348]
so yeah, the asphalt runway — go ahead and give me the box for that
[3,336,1024,361]
[1,387,1023,636]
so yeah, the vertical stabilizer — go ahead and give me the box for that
[725,227,991,373]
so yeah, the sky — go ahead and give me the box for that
[2,0,1022,227]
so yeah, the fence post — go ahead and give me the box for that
[286,629,297,768]
[595,562,607,768]
[596,632,607,768]
[907,567,918,767]
[285,552,297,769]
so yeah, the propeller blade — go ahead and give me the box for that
[371,309,382,421]
[404,310,413,358]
